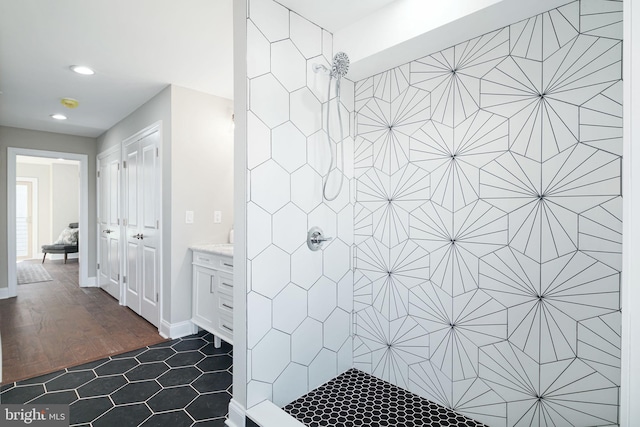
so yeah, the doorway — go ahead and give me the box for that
[7,148,90,298]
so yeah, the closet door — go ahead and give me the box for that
[123,129,160,326]
[97,150,120,300]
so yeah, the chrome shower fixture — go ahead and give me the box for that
[330,52,349,78]
[312,63,329,74]
[312,51,351,201]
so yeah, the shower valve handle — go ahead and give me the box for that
[307,227,332,251]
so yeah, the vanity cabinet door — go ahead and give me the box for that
[192,265,216,329]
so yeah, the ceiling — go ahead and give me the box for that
[0,0,396,139]
[0,0,234,138]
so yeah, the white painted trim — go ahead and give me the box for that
[225,399,246,427]
[0,287,10,300]
[159,319,197,339]
[7,148,90,295]
[245,401,305,427]
[621,0,639,425]
[233,0,249,414]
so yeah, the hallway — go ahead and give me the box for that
[1,259,166,385]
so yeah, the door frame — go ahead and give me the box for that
[97,144,123,302]
[121,121,163,326]
[15,177,38,260]
[7,148,90,297]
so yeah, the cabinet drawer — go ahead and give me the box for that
[217,271,234,296]
[192,251,233,273]
[192,251,217,268]
[217,313,234,336]
[217,292,233,316]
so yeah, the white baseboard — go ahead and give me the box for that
[226,399,246,427]
[81,276,98,287]
[159,319,198,339]
[0,287,10,300]
[245,401,305,427]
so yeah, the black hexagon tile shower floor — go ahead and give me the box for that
[0,331,232,427]
[283,369,488,427]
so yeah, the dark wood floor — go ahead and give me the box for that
[0,259,166,385]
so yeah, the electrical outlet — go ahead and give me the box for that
[214,211,222,223]
[185,211,194,224]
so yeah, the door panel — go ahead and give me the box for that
[98,151,120,299]
[124,129,160,326]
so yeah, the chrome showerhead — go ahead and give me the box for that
[331,52,349,78]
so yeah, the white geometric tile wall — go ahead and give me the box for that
[353,1,622,426]
[245,0,354,409]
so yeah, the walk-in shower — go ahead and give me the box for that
[313,52,350,201]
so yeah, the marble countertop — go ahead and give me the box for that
[190,243,233,257]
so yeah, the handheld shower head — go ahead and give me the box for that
[331,52,349,79]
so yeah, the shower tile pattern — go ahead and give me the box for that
[284,368,488,427]
[245,0,354,409]
[352,1,622,426]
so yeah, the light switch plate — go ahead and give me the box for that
[186,211,194,224]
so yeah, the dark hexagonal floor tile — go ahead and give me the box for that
[111,380,161,405]
[193,417,227,427]
[70,396,113,424]
[140,409,194,427]
[149,338,179,348]
[111,348,148,359]
[0,384,45,404]
[30,390,78,405]
[93,403,151,427]
[192,372,232,394]
[194,417,228,426]
[166,351,204,367]
[94,358,139,376]
[16,370,65,386]
[77,375,127,398]
[200,341,232,356]
[157,366,201,387]
[196,355,232,372]
[67,359,109,371]
[186,392,231,421]
[125,362,169,381]
[46,371,96,392]
[136,347,176,363]
[172,338,208,352]
[147,386,198,413]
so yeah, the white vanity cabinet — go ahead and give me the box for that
[191,247,233,348]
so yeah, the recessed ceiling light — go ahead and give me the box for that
[51,114,67,120]
[70,65,95,75]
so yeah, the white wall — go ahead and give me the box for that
[242,0,355,409]
[169,85,234,325]
[51,163,79,239]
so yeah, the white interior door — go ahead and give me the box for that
[97,151,121,300]
[124,129,160,326]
